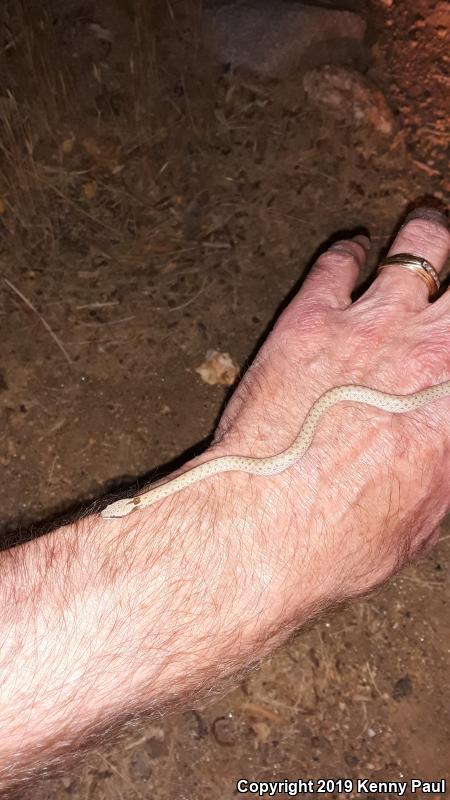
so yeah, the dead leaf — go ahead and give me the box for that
[83,181,97,200]
[82,136,122,173]
[0,198,6,214]
[250,722,271,743]
[61,138,75,155]
[195,350,239,386]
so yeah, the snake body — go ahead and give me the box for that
[101,381,450,519]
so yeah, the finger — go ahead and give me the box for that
[299,235,370,310]
[365,208,450,310]
[416,523,442,557]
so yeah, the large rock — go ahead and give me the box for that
[203,0,367,77]
[303,65,394,135]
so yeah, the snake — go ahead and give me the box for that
[101,381,450,519]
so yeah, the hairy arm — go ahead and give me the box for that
[0,405,430,794]
[1,209,449,794]
[0,463,317,792]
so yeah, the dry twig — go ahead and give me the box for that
[4,278,73,365]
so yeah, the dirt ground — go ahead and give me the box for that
[0,0,449,797]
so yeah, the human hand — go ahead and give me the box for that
[211,208,450,616]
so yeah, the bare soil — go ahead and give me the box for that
[0,1,449,798]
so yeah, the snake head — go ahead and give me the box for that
[101,498,139,519]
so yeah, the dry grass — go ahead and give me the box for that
[0,0,214,278]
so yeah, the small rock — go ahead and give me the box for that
[196,350,239,386]
[392,674,413,700]
[212,715,237,746]
[303,65,394,135]
[203,0,367,77]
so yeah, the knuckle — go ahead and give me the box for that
[317,249,359,270]
[273,305,340,355]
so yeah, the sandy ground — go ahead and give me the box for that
[0,0,449,797]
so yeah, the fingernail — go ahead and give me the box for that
[353,234,371,252]
[403,206,449,230]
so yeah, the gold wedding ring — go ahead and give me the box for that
[377,253,440,300]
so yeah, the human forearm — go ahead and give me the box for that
[0,389,445,792]
[0,460,307,790]
[2,207,449,795]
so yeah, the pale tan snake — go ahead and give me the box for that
[101,381,450,519]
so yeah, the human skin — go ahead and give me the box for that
[0,208,449,793]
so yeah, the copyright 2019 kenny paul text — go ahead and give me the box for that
[236,778,446,796]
